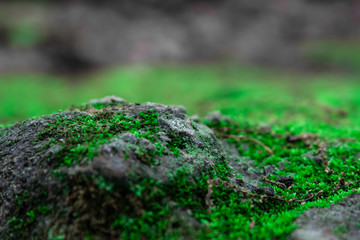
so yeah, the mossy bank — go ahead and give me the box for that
[0,97,359,240]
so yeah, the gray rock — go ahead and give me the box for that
[170,105,187,115]
[258,124,272,133]
[190,115,200,123]
[289,193,360,240]
[0,111,90,231]
[203,111,233,126]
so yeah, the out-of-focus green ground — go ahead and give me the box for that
[1,61,360,140]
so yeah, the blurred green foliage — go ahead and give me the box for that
[1,64,359,136]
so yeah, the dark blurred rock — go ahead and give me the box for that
[255,186,275,196]
[258,124,272,133]
[278,176,294,188]
[302,151,322,165]
[204,111,233,125]
[0,0,359,73]
[88,96,127,105]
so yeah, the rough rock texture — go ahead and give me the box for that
[65,102,225,183]
[0,111,89,233]
[289,193,360,240]
[0,99,268,239]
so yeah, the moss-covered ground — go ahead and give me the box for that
[1,64,360,239]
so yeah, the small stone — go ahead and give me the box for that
[171,105,187,114]
[256,186,275,196]
[88,96,127,105]
[190,115,200,123]
[203,111,233,125]
[278,176,294,187]
[258,124,272,133]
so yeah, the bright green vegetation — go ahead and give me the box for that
[199,120,359,239]
[1,64,360,127]
[1,64,360,239]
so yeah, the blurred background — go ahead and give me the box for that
[1,0,360,130]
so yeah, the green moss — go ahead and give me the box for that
[192,119,360,239]
[167,130,186,157]
[0,123,11,137]
[109,178,174,240]
[334,223,349,236]
[5,191,49,239]
[38,108,162,167]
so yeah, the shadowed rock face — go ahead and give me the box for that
[0,99,269,239]
[289,193,360,240]
[0,111,88,232]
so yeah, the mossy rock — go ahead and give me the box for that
[0,98,266,239]
[0,97,359,240]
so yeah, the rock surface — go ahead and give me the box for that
[289,193,360,240]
